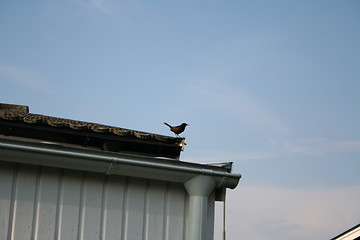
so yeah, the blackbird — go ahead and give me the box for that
[164,122,189,137]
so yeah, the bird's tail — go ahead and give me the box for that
[164,122,171,128]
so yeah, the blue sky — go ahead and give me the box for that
[1,0,360,239]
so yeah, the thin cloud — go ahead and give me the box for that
[0,65,53,94]
[69,0,135,18]
[216,185,360,240]
[186,138,360,163]
[185,150,279,163]
[89,0,112,15]
[69,0,114,16]
[283,138,360,156]
[187,78,289,135]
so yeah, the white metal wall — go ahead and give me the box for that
[0,161,215,240]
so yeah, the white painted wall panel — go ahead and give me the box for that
[0,161,215,240]
[123,178,146,240]
[35,168,60,240]
[0,162,14,240]
[12,165,38,240]
[81,173,103,240]
[166,183,186,240]
[57,170,83,240]
[144,181,166,240]
[101,176,125,240]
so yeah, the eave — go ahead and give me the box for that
[0,137,241,190]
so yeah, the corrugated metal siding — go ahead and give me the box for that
[0,161,216,240]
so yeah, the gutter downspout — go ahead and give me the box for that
[184,175,216,240]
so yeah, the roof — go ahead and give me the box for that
[0,103,185,159]
[331,224,360,240]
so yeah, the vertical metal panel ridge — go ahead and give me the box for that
[82,173,104,240]
[144,180,167,240]
[30,167,41,240]
[162,182,169,240]
[100,176,108,240]
[103,175,125,239]
[183,192,189,240]
[124,178,147,239]
[54,169,64,240]
[121,177,129,240]
[78,172,86,240]
[12,165,38,239]
[57,170,83,240]
[0,163,12,240]
[36,167,61,240]
[142,179,150,240]
[166,183,186,240]
[4,163,17,240]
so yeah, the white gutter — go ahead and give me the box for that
[0,137,241,189]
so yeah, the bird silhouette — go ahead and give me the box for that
[164,122,189,137]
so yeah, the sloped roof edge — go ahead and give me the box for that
[0,103,185,159]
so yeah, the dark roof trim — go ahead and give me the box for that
[0,103,185,159]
